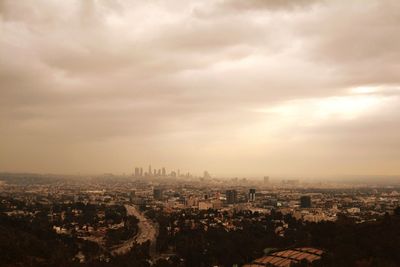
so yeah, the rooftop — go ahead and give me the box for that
[243,247,324,267]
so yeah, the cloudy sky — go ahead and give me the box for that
[0,0,399,177]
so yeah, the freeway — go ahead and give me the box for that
[111,204,158,256]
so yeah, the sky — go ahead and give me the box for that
[0,0,399,177]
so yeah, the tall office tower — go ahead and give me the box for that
[153,188,163,200]
[226,190,237,204]
[148,165,152,176]
[153,169,157,176]
[203,171,211,179]
[129,190,136,202]
[134,167,140,177]
[300,195,312,208]
[162,167,166,176]
[157,169,161,176]
[249,189,256,202]
[140,168,143,176]
[264,176,270,184]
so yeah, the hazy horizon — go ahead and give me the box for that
[1,0,400,177]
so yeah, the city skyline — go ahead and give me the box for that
[1,0,400,177]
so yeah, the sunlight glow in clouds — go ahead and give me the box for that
[263,95,381,122]
[256,87,391,130]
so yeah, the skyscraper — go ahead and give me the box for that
[162,167,166,176]
[129,190,136,202]
[264,176,270,184]
[226,190,237,204]
[249,189,256,202]
[203,171,211,179]
[153,188,163,200]
[148,165,152,176]
[300,195,312,208]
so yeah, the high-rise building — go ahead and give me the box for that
[162,167,166,176]
[226,190,237,204]
[264,176,270,184]
[203,171,211,179]
[148,165,152,176]
[134,167,139,177]
[300,195,312,208]
[140,168,143,176]
[129,190,136,202]
[249,189,256,202]
[153,188,163,200]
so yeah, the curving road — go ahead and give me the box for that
[111,204,158,256]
